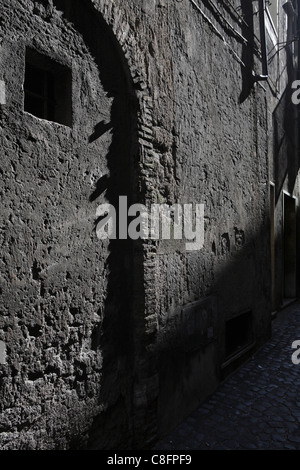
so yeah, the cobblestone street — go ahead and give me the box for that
[154,301,300,450]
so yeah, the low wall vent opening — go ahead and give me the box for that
[225,310,254,361]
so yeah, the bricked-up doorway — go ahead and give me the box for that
[283,193,297,300]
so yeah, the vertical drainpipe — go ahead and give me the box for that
[255,0,269,81]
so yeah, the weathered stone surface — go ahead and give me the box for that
[0,0,298,450]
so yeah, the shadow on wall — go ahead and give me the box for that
[149,3,300,443]
[203,0,264,102]
[239,0,256,103]
[34,0,298,450]
[152,216,274,441]
[202,0,257,103]
[51,0,143,450]
[273,8,299,201]
[75,0,298,449]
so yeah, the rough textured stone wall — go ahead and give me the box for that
[0,0,138,449]
[0,0,298,450]
[145,0,270,437]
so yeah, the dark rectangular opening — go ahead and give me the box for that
[270,183,276,311]
[283,193,297,300]
[24,48,72,127]
[225,310,253,359]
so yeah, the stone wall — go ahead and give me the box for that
[0,0,298,450]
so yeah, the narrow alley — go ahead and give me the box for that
[154,301,300,450]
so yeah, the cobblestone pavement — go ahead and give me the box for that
[154,301,300,450]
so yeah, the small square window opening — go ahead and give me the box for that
[24,48,72,127]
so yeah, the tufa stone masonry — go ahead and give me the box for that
[0,0,299,450]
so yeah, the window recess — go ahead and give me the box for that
[24,48,72,127]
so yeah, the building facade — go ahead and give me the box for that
[0,0,299,450]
